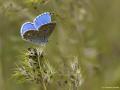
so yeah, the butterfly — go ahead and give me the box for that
[20,12,56,45]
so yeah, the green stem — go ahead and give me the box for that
[68,82,71,90]
[42,82,47,90]
[72,83,78,90]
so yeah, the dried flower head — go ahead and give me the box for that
[13,47,55,86]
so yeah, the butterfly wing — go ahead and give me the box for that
[37,22,56,42]
[23,30,47,44]
[33,12,51,30]
[20,22,36,37]
[20,12,55,45]
[20,22,41,44]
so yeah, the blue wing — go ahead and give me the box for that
[33,12,51,30]
[20,22,36,37]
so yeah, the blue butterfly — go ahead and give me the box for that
[20,12,56,45]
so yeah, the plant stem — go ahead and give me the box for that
[42,82,47,90]
[68,82,71,90]
[73,83,78,90]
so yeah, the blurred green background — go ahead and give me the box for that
[0,0,120,90]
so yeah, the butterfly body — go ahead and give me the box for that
[20,12,56,45]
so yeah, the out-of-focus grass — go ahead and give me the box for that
[0,0,120,90]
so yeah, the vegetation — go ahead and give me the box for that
[0,0,120,90]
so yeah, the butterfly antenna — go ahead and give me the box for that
[49,12,54,16]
